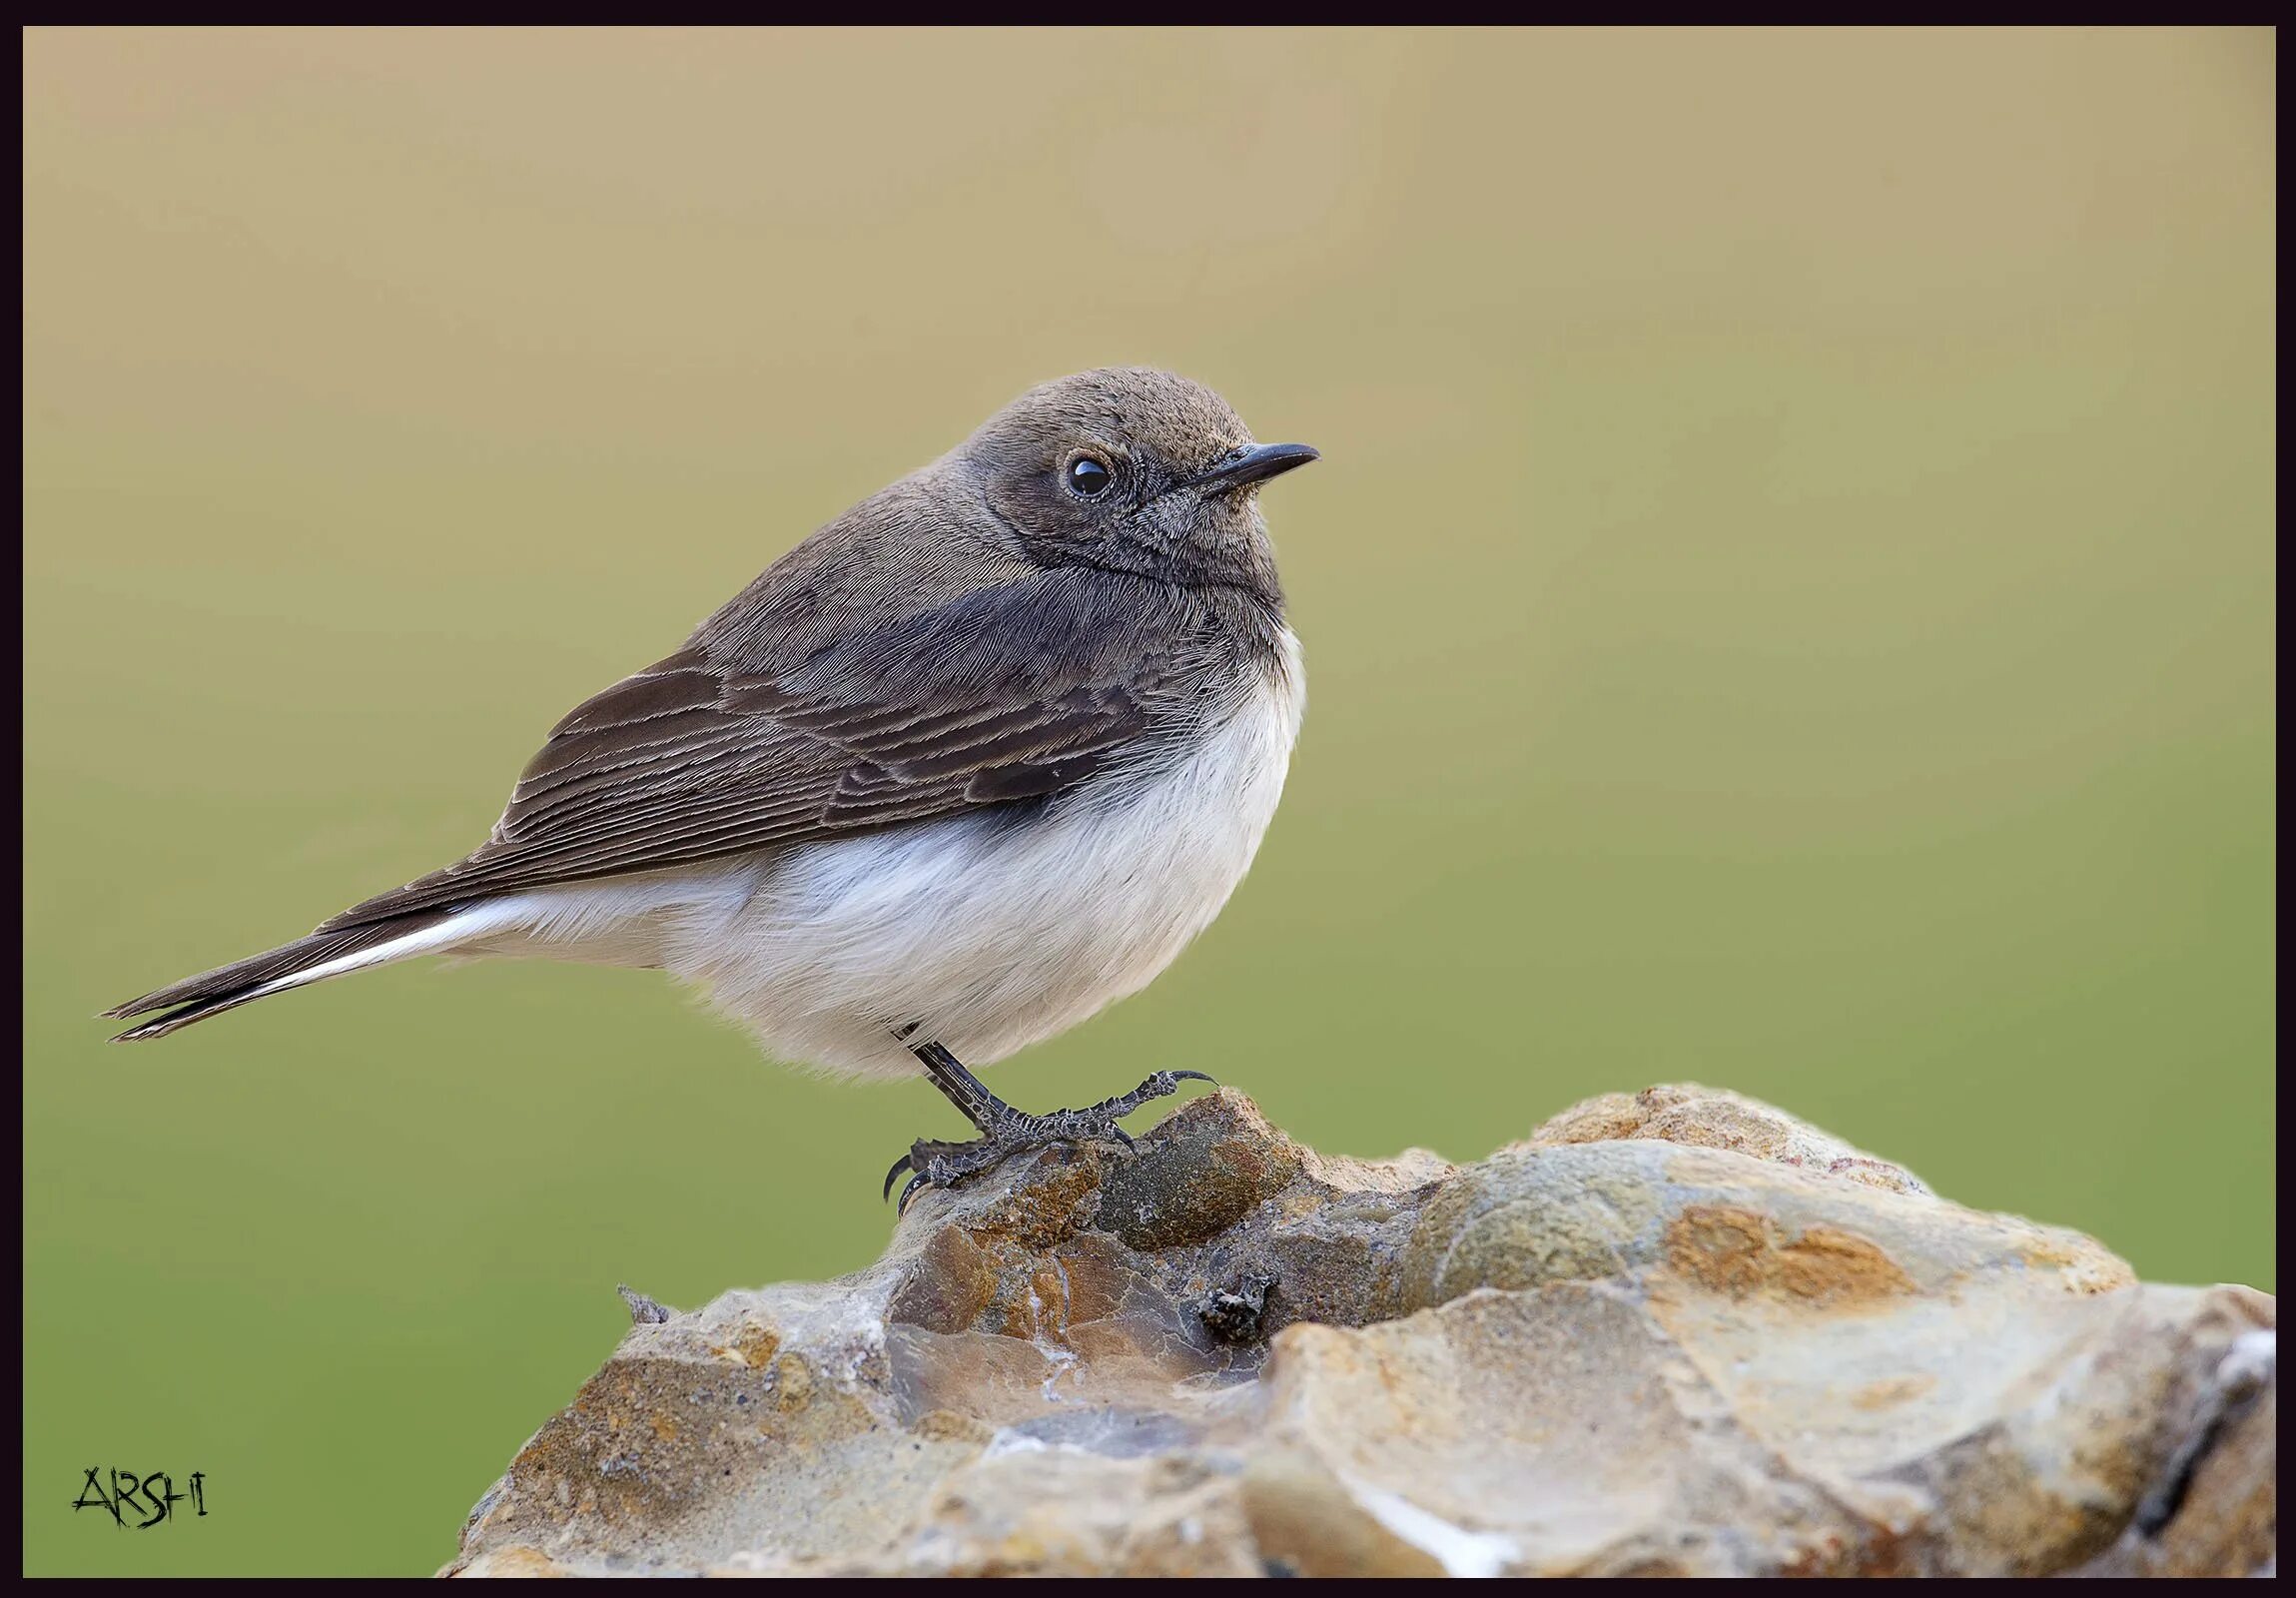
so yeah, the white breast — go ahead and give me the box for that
[590,631,1311,1080]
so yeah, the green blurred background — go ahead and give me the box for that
[23,26,2275,1576]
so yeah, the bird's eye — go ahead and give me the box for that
[1067,454,1114,498]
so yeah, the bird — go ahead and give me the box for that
[107,368,1317,1210]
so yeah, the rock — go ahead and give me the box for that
[440,1085,2274,1578]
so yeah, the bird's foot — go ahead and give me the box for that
[883,1070,1214,1213]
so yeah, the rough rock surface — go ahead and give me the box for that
[441,1085,2275,1578]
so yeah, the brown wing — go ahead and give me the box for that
[318,566,1215,931]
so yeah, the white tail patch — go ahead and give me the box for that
[242,900,529,1001]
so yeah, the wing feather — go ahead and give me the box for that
[316,566,1221,932]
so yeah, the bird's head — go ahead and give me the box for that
[949,367,1316,598]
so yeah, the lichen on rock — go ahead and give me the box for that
[441,1086,2274,1578]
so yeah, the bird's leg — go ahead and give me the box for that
[881,1038,1212,1211]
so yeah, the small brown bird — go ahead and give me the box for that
[109,369,1317,1208]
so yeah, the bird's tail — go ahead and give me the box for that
[105,910,462,1041]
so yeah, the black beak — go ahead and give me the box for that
[1191,441,1319,493]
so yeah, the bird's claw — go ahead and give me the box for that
[880,1067,1215,1210]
